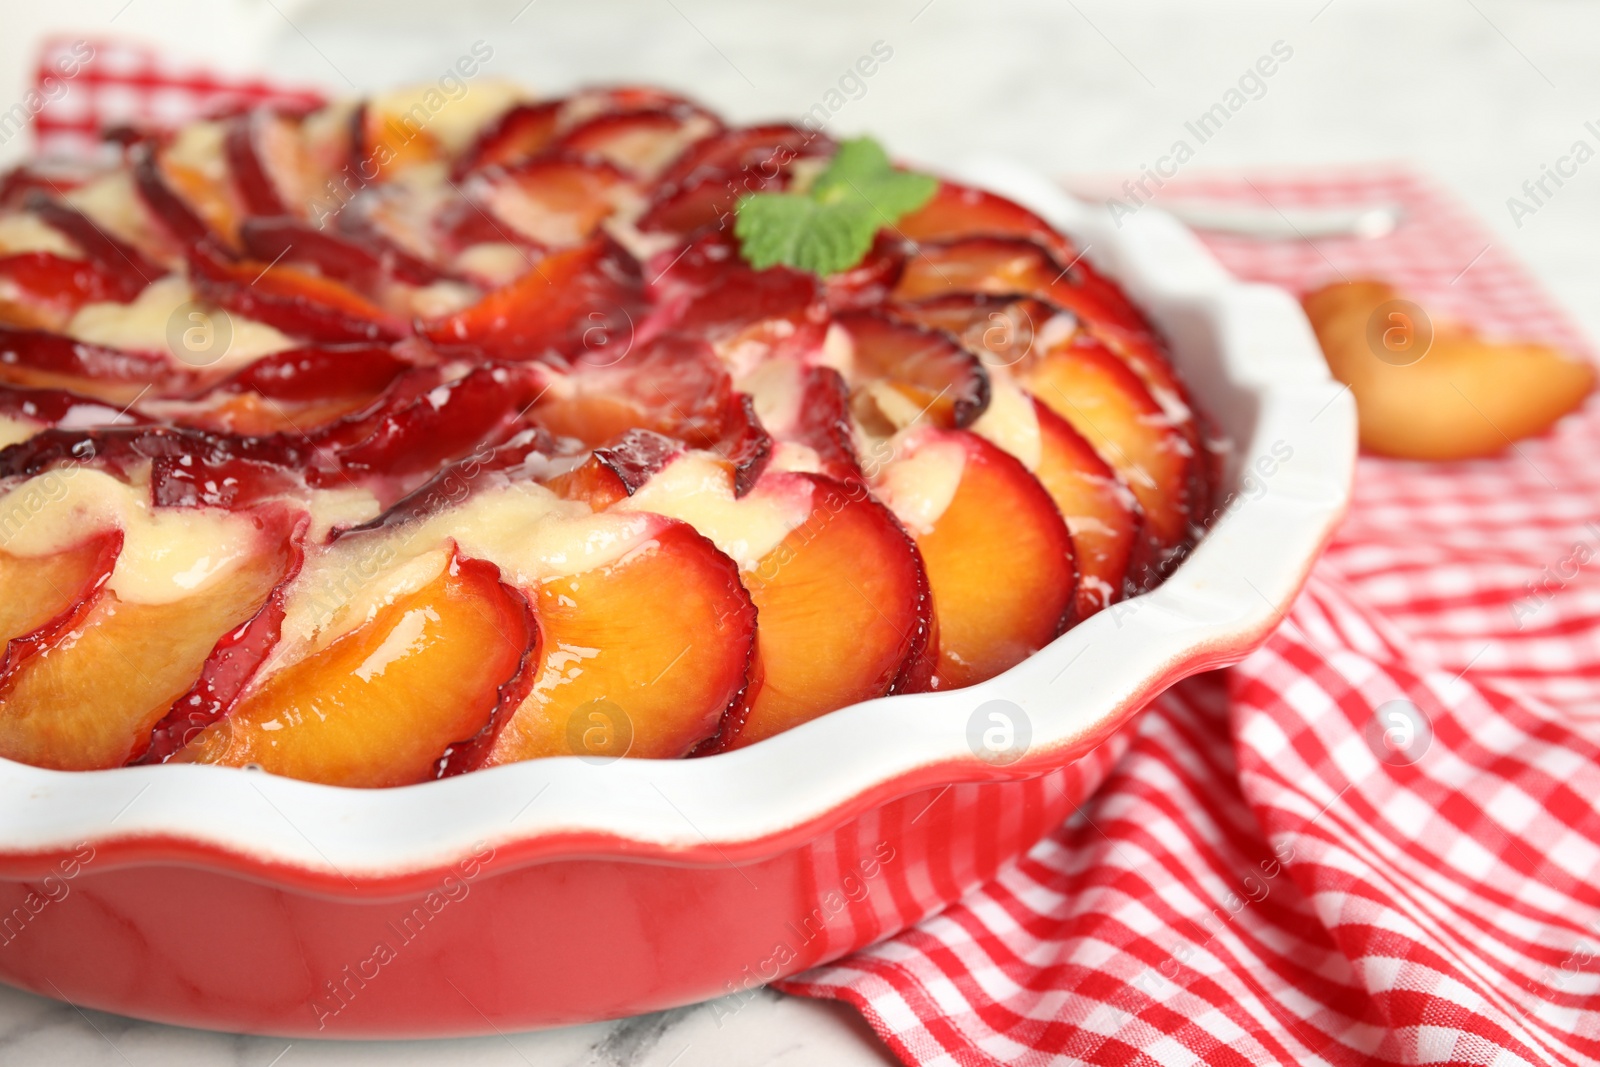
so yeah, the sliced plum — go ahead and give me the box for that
[1020,332,1195,572]
[530,334,772,494]
[176,547,536,786]
[0,324,186,403]
[639,124,836,238]
[0,252,126,330]
[453,99,563,178]
[702,472,934,751]
[467,514,756,765]
[25,194,163,300]
[422,234,643,363]
[871,428,1075,689]
[223,107,310,217]
[657,123,833,191]
[334,362,551,480]
[548,105,719,180]
[0,530,122,679]
[893,293,1074,373]
[646,231,827,371]
[835,309,990,429]
[187,239,408,344]
[0,500,300,770]
[1028,397,1144,619]
[238,216,388,292]
[132,142,235,252]
[896,180,1076,262]
[471,156,633,249]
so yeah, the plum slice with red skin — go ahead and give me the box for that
[25,194,162,300]
[548,105,720,179]
[334,362,551,480]
[552,427,680,501]
[132,361,548,494]
[542,452,635,511]
[198,342,410,404]
[895,237,1180,390]
[545,417,764,508]
[639,124,837,237]
[0,252,127,329]
[657,123,833,191]
[176,546,539,787]
[0,324,190,402]
[238,216,390,292]
[636,166,787,238]
[896,181,1077,262]
[0,160,101,209]
[453,88,708,179]
[0,503,303,771]
[132,142,225,252]
[457,515,756,767]
[825,234,907,312]
[835,309,990,429]
[161,343,414,437]
[793,365,863,484]
[531,334,774,492]
[1027,397,1144,619]
[188,239,409,344]
[699,472,934,751]
[1020,332,1195,571]
[140,512,310,763]
[452,100,562,178]
[893,245,1210,524]
[0,530,123,681]
[421,234,644,363]
[349,425,565,533]
[347,101,443,182]
[873,428,1075,690]
[893,292,1073,373]
[223,108,298,217]
[645,231,828,366]
[335,191,452,286]
[737,359,862,484]
[918,298,1146,614]
[0,384,149,436]
[532,335,773,494]
[0,422,333,510]
[469,155,633,250]
[895,236,1156,335]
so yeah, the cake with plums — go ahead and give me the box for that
[0,82,1216,785]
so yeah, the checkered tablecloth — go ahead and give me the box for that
[24,39,1600,1066]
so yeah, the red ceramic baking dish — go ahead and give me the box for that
[0,157,1355,1037]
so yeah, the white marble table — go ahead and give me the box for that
[1,0,1597,1062]
[0,986,899,1066]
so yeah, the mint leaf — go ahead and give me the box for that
[733,137,937,277]
[811,138,938,219]
[734,194,877,274]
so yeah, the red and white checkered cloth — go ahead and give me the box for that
[22,41,1600,1066]
[30,36,323,160]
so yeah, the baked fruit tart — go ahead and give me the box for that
[0,82,1218,785]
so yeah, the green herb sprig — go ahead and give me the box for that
[733,137,937,277]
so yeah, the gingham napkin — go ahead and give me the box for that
[30,36,323,160]
[25,41,1600,1066]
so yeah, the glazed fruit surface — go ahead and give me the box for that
[0,81,1217,784]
